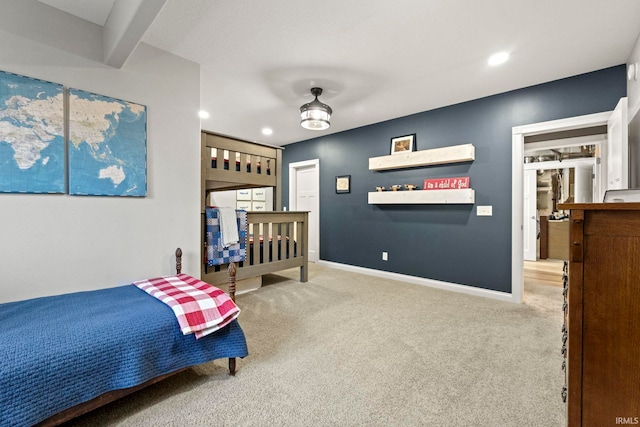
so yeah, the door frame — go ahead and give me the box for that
[523,169,537,262]
[289,159,320,262]
[511,111,611,303]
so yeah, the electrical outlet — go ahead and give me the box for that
[382,252,388,261]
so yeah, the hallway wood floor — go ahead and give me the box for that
[524,259,565,287]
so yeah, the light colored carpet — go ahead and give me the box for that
[66,263,566,426]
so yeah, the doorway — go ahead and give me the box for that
[289,159,320,263]
[511,110,614,302]
[523,156,598,262]
[512,98,629,302]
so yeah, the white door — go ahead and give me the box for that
[574,165,594,203]
[290,160,319,263]
[523,169,537,261]
[605,97,629,195]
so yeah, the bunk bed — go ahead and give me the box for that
[201,131,308,286]
[1,248,247,427]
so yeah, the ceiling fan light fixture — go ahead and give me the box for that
[300,87,332,130]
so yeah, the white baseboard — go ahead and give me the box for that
[317,260,519,304]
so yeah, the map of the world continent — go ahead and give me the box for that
[0,70,147,196]
[0,71,65,193]
[68,89,147,196]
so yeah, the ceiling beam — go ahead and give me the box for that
[103,0,167,68]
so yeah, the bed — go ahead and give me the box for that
[201,131,309,287]
[0,248,248,427]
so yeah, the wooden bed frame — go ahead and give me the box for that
[201,131,309,286]
[37,248,238,427]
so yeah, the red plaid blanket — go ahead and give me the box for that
[134,274,240,339]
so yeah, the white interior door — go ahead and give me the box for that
[523,169,537,261]
[574,165,594,203]
[606,97,629,194]
[290,160,319,263]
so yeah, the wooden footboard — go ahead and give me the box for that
[202,211,309,285]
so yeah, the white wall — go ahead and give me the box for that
[0,9,201,302]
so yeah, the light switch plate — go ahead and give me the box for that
[477,205,493,216]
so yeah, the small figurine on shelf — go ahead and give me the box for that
[376,186,385,192]
[391,185,402,191]
[404,184,418,191]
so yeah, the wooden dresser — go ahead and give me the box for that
[558,203,640,427]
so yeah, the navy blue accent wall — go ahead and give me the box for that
[282,65,626,293]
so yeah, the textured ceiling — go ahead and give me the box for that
[40,0,640,146]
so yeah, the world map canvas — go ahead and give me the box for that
[0,71,65,193]
[68,89,147,196]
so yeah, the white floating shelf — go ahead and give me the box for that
[369,143,475,171]
[368,189,475,204]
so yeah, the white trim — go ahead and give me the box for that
[523,133,606,153]
[288,159,319,169]
[523,157,596,171]
[512,111,611,135]
[511,110,611,304]
[318,260,517,303]
[512,132,525,303]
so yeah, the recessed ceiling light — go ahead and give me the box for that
[198,110,210,119]
[488,51,509,66]
[262,127,273,136]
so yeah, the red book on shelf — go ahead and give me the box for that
[423,176,470,190]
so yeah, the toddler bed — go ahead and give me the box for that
[201,131,308,286]
[0,248,248,427]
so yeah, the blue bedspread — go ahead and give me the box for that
[0,285,248,426]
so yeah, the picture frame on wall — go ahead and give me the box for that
[336,175,351,194]
[390,134,416,155]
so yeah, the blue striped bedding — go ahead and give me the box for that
[0,285,248,426]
